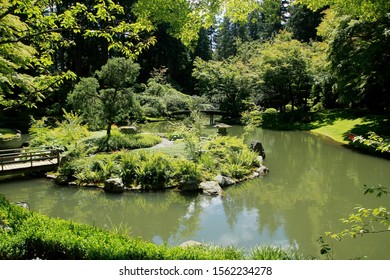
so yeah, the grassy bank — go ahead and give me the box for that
[0,194,304,260]
[310,117,368,144]
[309,110,390,145]
[261,109,390,145]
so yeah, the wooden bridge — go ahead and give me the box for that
[0,147,60,176]
[170,110,228,125]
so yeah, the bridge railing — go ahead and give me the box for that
[0,147,60,171]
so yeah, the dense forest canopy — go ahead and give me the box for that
[1,0,389,129]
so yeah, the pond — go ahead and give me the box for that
[1,126,390,259]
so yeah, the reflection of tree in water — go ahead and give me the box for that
[173,196,208,243]
[66,191,196,242]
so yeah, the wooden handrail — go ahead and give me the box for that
[0,147,60,172]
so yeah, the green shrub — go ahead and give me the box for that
[263,108,278,114]
[69,153,121,185]
[222,163,248,179]
[204,136,259,179]
[168,131,185,141]
[285,104,298,112]
[29,111,90,149]
[118,152,140,186]
[135,152,174,190]
[172,159,203,186]
[249,245,305,260]
[311,102,324,112]
[93,129,161,152]
[198,152,216,175]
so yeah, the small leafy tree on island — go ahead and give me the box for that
[68,57,141,139]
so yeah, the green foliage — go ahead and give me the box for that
[263,108,278,114]
[241,101,262,140]
[68,58,142,136]
[204,136,259,178]
[286,3,324,42]
[71,153,121,186]
[118,152,140,186]
[135,152,174,190]
[176,110,208,161]
[62,149,203,190]
[29,110,92,177]
[249,245,305,260]
[173,159,203,186]
[246,32,312,112]
[58,132,259,189]
[138,77,193,118]
[0,128,18,141]
[92,128,162,152]
[134,0,261,47]
[0,0,159,111]
[327,16,390,111]
[193,57,257,117]
[326,185,390,241]
[297,0,390,22]
[350,132,390,155]
[29,110,90,149]
[317,236,334,260]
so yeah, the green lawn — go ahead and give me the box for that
[311,118,368,144]
[308,110,389,145]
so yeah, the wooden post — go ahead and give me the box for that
[210,114,214,125]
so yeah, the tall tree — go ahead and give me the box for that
[0,0,156,113]
[286,3,325,42]
[298,0,390,111]
[327,16,390,110]
[296,0,390,21]
[192,57,258,117]
[213,0,290,60]
[248,32,312,112]
[68,58,141,138]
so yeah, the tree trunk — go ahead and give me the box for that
[106,123,112,140]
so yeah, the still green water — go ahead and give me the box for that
[1,127,390,259]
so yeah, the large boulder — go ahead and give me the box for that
[214,174,235,187]
[179,240,203,248]
[104,178,125,193]
[199,181,223,196]
[256,165,270,176]
[15,202,30,210]
[54,175,70,186]
[251,140,266,159]
[178,179,200,192]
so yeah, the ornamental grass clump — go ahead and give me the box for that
[204,136,259,179]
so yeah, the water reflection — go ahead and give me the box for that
[1,127,390,259]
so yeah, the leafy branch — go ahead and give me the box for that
[326,185,390,240]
